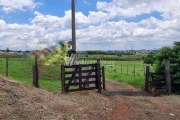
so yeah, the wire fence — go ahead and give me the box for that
[1,57,154,79]
[77,59,154,76]
[0,57,154,89]
[0,57,33,80]
[0,57,60,82]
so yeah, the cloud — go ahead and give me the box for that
[0,0,42,13]
[97,0,180,19]
[84,0,90,5]
[31,10,108,29]
[2,7,13,13]
[0,0,180,50]
[34,11,42,16]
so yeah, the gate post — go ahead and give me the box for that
[33,56,39,87]
[102,66,106,90]
[97,59,101,93]
[145,66,150,91]
[61,65,65,93]
[165,60,171,95]
[79,65,82,91]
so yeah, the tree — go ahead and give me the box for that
[143,54,155,66]
[154,41,180,94]
[6,48,10,53]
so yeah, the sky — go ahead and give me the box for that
[0,0,180,51]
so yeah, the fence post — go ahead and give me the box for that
[61,65,65,93]
[144,66,146,74]
[121,64,122,73]
[127,64,128,75]
[165,60,171,95]
[79,65,82,91]
[134,65,135,76]
[102,66,106,90]
[97,59,101,93]
[33,57,39,87]
[6,56,8,77]
[145,66,150,91]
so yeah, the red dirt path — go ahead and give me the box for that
[0,77,180,120]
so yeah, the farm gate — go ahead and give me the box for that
[145,60,171,95]
[61,60,105,93]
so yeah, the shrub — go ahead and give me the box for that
[154,41,180,93]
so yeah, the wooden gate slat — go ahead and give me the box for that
[65,81,96,86]
[65,75,97,80]
[64,64,96,68]
[65,69,96,74]
[68,87,97,92]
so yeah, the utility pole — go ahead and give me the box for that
[71,0,76,51]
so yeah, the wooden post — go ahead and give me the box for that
[127,64,128,75]
[61,65,63,92]
[79,66,82,91]
[121,64,122,74]
[145,66,150,91]
[97,59,101,93]
[33,65,35,84]
[6,57,8,77]
[144,66,146,74]
[61,65,65,93]
[134,64,135,76]
[165,60,171,95]
[33,57,39,87]
[102,66,106,90]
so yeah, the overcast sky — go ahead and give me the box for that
[0,0,180,51]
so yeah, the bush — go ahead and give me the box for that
[154,41,180,93]
[143,54,155,66]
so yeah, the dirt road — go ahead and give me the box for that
[0,77,180,120]
[105,78,180,120]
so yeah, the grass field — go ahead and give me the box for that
[0,57,61,91]
[78,60,155,88]
[0,57,154,90]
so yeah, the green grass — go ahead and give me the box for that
[104,61,154,88]
[0,57,34,82]
[78,60,154,75]
[0,57,62,91]
[106,72,145,88]
[0,56,154,91]
[105,61,154,88]
[78,60,154,88]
